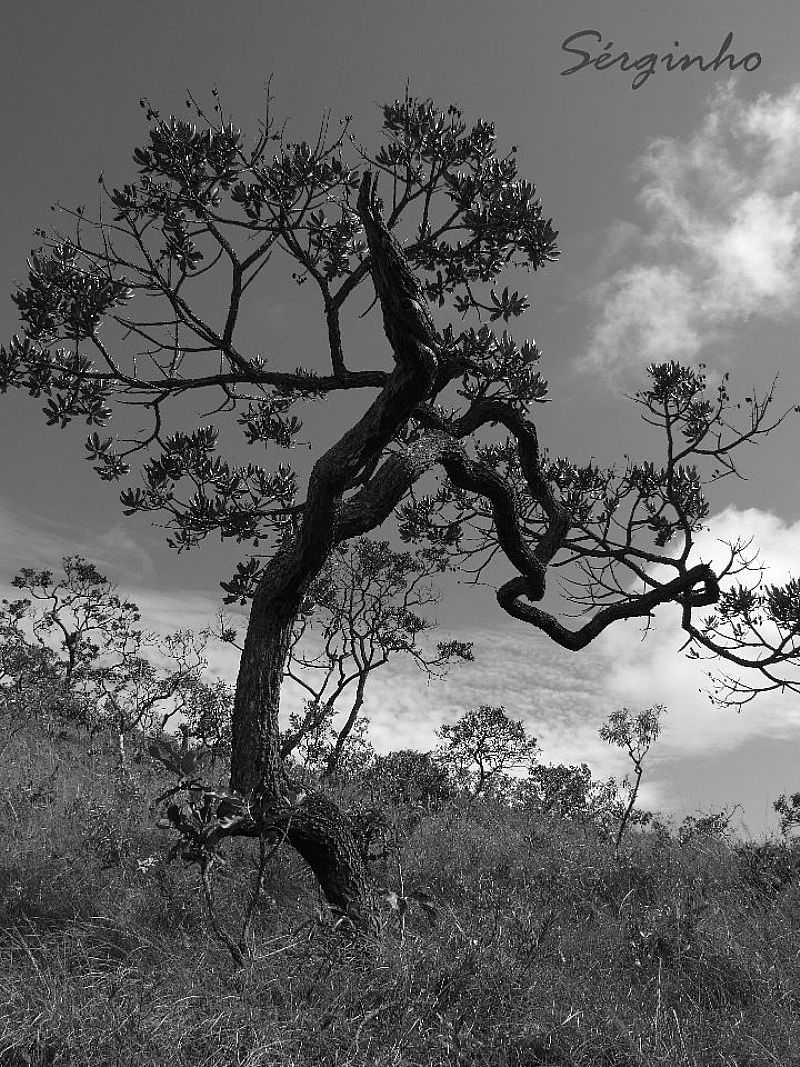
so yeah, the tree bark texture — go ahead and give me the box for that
[285,793,381,933]
[229,547,305,797]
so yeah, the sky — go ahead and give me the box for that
[1,0,799,838]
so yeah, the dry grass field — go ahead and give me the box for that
[1,721,799,1067]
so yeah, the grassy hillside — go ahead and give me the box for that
[1,720,799,1067]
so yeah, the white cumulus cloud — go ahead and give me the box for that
[585,82,800,375]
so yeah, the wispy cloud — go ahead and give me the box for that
[0,497,156,587]
[0,493,229,667]
[584,82,800,375]
[342,620,639,792]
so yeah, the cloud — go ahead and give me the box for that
[596,506,800,756]
[0,492,225,662]
[585,82,800,375]
[337,618,627,784]
[0,496,156,588]
[90,527,156,584]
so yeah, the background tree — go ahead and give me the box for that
[278,537,471,776]
[599,704,663,851]
[522,761,604,820]
[179,675,235,770]
[91,627,208,770]
[2,88,798,930]
[435,704,538,799]
[364,748,455,813]
[773,791,800,839]
[0,604,79,753]
[518,760,649,838]
[286,710,377,783]
[676,806,739,847]
[3,556,207,766]
[5,556,142,693]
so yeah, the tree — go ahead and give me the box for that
[521,761,604,820]
[518,760,649,840]
[2,87,798,930]
[179,675,235,770]
[3,556,207,767]
[773,791,800,839]
[364,749,455,813]
[435,704,538,799]
[5,556,143,692]
[287,708,377,783]
[0,604,79,753]
[91,627,208,770]
[599,704,663,851]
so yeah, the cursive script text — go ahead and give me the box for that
[560,30,762,91]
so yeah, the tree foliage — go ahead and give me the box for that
[5,556,143,689]
[436,704,538,798]
[773,791,800,838]
[2,556,207,763]
[0,605,78,750]
[179,676,235,769]
[519,760,626,831]
[364,748,455,813]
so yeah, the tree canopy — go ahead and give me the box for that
[2,89,796,721]
[436,704,538,798]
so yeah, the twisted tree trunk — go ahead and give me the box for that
[230,544,381,929]
[226,174,442,932]
[285,793,380,933]
[229,555,299,798]
[224,167,595,927]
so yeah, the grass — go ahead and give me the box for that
[1,722,799,1066]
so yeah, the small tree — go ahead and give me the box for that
[365,748,455,813]
[5,556,143,692]
[92,628,208,769]
[287,711,377,783]
[436,704,538,799]
[0,605,79,752]
[599,704,664,851]
[773,792,800,838]
[522,761,595,818]
[519,760,624,832]
[677,806,738,846]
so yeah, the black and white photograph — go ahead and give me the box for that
[1,2,799,1063]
